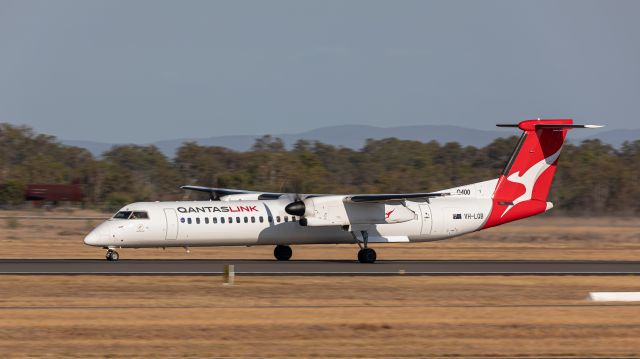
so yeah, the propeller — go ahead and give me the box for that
[284,200,306,216]
[284,193,308,225]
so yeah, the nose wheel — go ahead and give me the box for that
[106,250,119,261]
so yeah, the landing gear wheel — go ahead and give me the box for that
[106,250,119,261]
[358,248,376,263]
[274,245,292,261]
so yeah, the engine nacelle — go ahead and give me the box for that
[293,196,416,226]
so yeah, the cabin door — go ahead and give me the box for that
[419,204,432,235]
[164,208,178,240]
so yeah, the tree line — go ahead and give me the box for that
[0,123,638,215]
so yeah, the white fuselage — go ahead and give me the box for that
[84,181,497,249]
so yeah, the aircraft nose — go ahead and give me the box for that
[84,226,108,246]
[83,230,99,246]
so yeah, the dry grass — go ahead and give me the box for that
[1,210,640,357]
[1,275,640,358]
[0,209,639,260]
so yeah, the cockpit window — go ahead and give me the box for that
[113,211,149,219]
[113,211,132,219]
[130,211,149,219]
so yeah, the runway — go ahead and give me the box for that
[1,259,639,275]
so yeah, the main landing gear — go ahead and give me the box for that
[353,230,377,263]
[358,247,377,264]
[274,245,292,261]
[105,249,119,261]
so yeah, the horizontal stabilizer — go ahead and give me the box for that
[497,124,603,129]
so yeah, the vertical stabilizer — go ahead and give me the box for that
[482,119,600,228]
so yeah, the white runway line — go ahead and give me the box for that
[588,292,640,302]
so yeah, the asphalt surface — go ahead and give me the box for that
[1,259,639,275]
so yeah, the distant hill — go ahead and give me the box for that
[577,128,640,148]
[62,140,119,157]
[61,124,634,158]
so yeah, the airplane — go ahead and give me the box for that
[84,119,602,263]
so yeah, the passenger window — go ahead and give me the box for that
[187,218,192,224]
[221,217,225,224]
[229,217,233,224]
[244,217,248,223]
[196,217,200,224]
[259,216,264,223]
[292,216,296,221]
[251,217,256,223]
[213,217,218,224]
[236,217,241,223]
[268,216,273,223]
[276,216,281,223]
[205,217,209,224]
[284,216,289,222]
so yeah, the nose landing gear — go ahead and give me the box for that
[105,249,119,261]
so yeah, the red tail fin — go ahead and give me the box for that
[483,119,573,228]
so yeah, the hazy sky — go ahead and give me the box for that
[1,0,639,143]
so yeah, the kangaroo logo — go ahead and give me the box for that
[501,147,562,217]
[385,209,395,219]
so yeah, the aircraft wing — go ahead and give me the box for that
[180,185,285,200]
[182,185,449,203]
[344,192,449,203]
